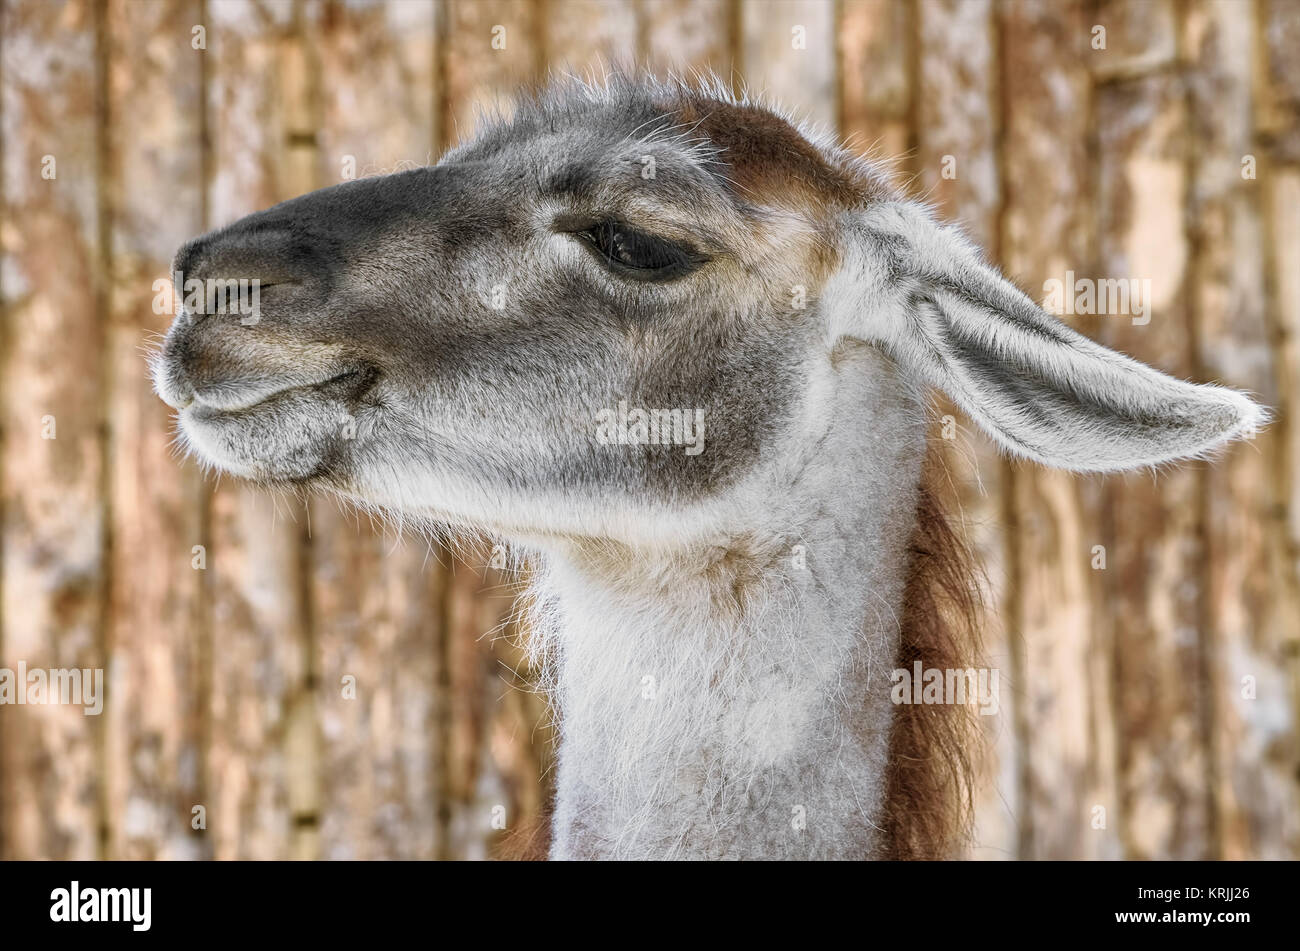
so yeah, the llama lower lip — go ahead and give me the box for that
[187,367,376,417]
[314,366,378,401]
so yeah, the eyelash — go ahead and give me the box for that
[573,220,704,281]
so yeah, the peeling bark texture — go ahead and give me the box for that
[0,0,1295,859]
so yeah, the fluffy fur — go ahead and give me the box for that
[152,71,1262,859]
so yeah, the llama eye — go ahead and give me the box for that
[575,220,703,280]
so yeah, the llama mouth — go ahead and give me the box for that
[174,363,381,482]
[185,365,379,417]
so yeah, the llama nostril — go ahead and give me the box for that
[171,226,312,321]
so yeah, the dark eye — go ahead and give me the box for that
[575,220,704,281]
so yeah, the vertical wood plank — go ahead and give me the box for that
[915,0,999,249]
[102,0,208,860]
[1184,0,1294,860]
[202,0,314,860]
[276,0,326,862]
[0,0,7,863]
[545,0,639,72]
[1090,0,1178,81]
[439,558,525,859]
[0,0,106,861]
[1182,0,1264,860]
[838,0,912,164]
[440,0,542,148]
[997,0,1118,860]
[740,0,836,130]
[641,0,733,76]
[912,0,1011,859]
[1092,9,1207,858]
[1263,166,1300,859]
[311,514,443,858]
[1251,0,1300,860]
[306,0,442,860]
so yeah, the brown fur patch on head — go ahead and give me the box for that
[644,93,862,317]
[880,445,986,859]
[678,96,864,212]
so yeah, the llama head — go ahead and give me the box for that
[153,75,1262,542]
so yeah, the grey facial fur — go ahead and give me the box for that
[155,78,836,543]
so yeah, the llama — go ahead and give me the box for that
[153,75,1263,860]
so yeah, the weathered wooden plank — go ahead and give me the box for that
[1090,0,1178,81]
[1262,165,1300,860]
[1261,0,1300,623]
[311,508,443,858]
[997,0,1119,861]
[201,0,314,861]
[0,0,7,864]
[915,0,998,250]
[277,0,327,862]
[740,0,836,130]
[0,0,106,861]
[1245,0,1300,859]
[437,553,525,859]
[641,0,733,77]
[1183,0,1273,862]
[314,0,439,174]
[1094,67,1206,859]
[911,0,1011,860]
[440,0,542,148]
[545,0,638,72]
[101,0,208,860]
[305,0,442,861]
[1257,0,1300,164]
[839,0,911,164]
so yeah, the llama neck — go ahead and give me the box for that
[534,347,926,859]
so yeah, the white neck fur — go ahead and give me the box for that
[529,343,927,859]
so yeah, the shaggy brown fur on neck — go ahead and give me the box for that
[880,448,985,859]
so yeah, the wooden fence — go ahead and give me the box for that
[1,0,1297,860]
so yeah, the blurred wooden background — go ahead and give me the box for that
[1,0,1297,860]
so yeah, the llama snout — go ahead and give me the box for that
[154,310,371,415]
[151,314,197,410]
[154,223,362,414]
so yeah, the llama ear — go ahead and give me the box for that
[830,203,1265,472]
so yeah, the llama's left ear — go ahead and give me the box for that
[827,202,1265,472]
